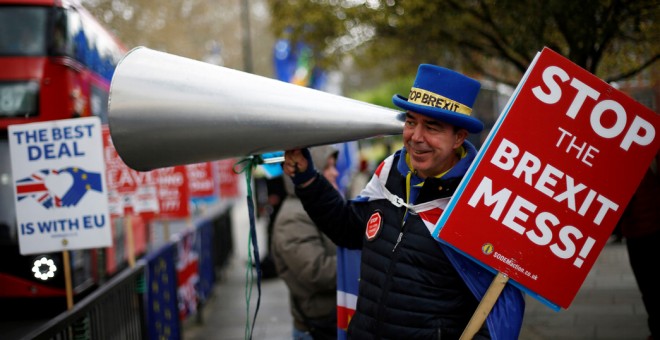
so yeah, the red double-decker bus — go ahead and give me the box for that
[0,0,132,318]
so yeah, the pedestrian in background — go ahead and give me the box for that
[272,145,340,340]
[618,151,659,340]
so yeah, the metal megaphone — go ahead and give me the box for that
[108,47,404,171]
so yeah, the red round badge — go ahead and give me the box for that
[365,211,383,241]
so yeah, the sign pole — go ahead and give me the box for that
[460,272,509,339]
[126,216,136,268]
[62,250,74,310]
[163,220,170,242]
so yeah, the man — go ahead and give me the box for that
[272,145,340,340]
[283,64,525,339]
[618,151,659,340]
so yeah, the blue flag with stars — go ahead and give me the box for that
[145,243,180,340]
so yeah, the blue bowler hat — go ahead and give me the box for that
[392,64,484,133]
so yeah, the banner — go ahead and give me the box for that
[435,47,660,309]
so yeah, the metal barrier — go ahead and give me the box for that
[21,203,235,340]
[23,263,146,340]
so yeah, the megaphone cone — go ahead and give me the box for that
[108,47,404,171]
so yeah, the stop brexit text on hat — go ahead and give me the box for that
[433,47,660,310]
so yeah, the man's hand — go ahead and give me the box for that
[283,148,316,187]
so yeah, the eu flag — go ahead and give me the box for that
[145,243,180,340]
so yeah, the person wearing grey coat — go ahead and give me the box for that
[271,145,340,340]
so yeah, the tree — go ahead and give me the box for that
[82,0,277,77]
[267,0,659,87]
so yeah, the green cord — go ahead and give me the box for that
[233,155,265,340]
[245,229,254,339]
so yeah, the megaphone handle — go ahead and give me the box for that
[261,156,284,164]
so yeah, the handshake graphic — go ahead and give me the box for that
[15,167,104,209]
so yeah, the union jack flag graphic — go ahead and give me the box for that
[15,169,62,209]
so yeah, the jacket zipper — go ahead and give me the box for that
[392,216,409,252]
[377,215,407,338]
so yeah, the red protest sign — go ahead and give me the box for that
[155,166,190,219]
[185,162,217,198]
[102,126,159,217]
[435,47,660,309]
[215,159,240,199]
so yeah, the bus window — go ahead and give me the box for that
[0,6,47,56]
[50,7,70,56]
[0,81,39,118]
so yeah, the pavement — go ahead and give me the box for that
[183,204,650,340]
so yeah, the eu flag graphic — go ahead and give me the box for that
[58,167,103,206]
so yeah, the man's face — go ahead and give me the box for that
[403,111,467,178]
